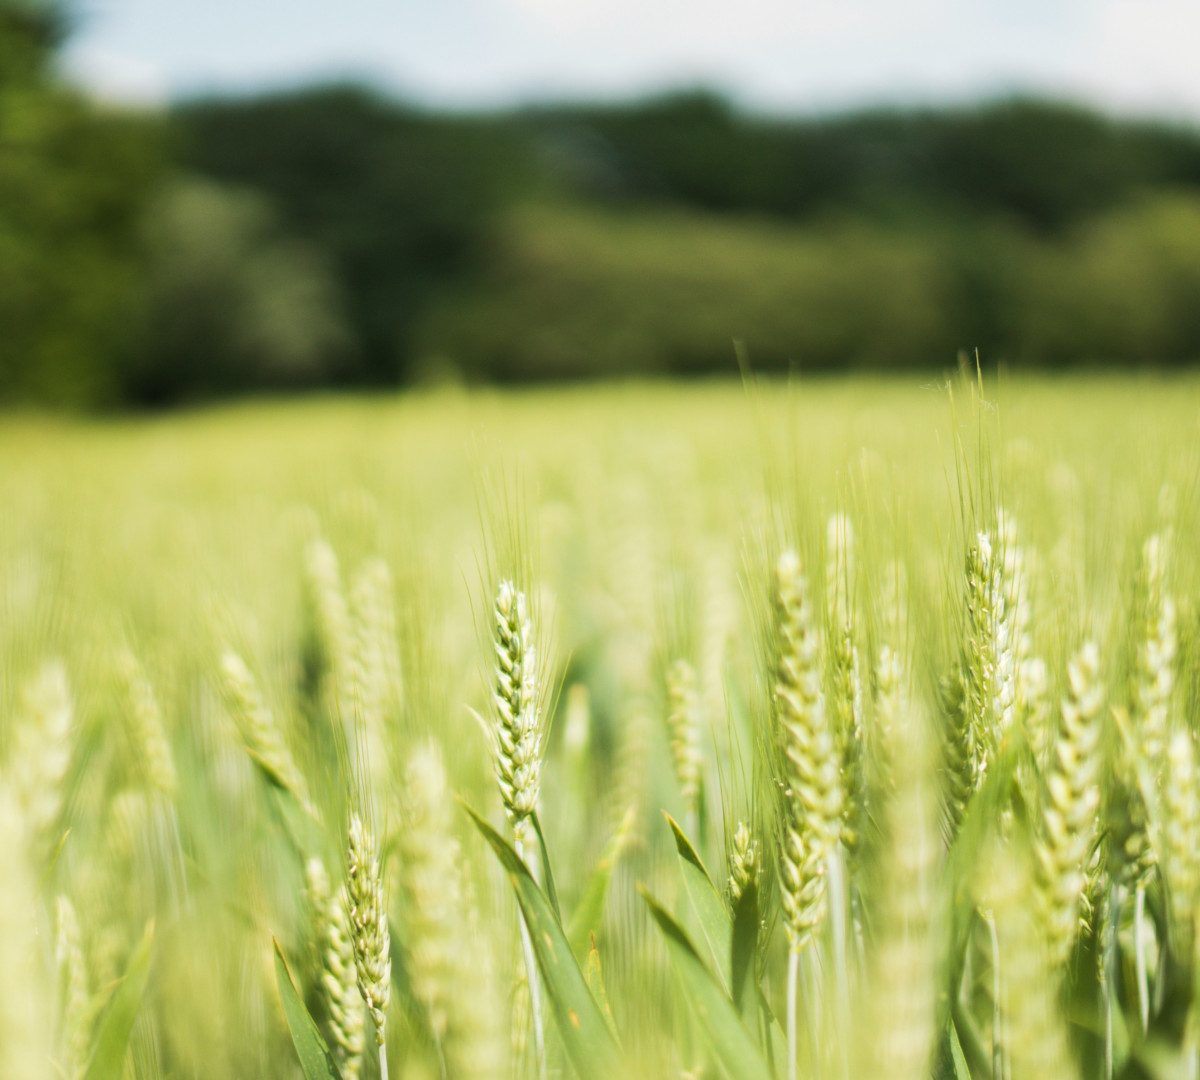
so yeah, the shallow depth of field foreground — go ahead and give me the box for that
[3,375,1200,1079]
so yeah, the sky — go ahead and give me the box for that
[62,0,1200,119]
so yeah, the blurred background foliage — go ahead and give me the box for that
[7,0,1200,407]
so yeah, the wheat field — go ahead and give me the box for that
[2,374,1199,1079]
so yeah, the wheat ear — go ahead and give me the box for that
[116,648,178,799]
[398,743,502,1079]
[665,658,704,832]
[491,580,543,856]
[490,579,546,1077]
[859,670,940,1080]
[1134,533,1176,774]
[12,660,75,852]
[306,858,365,1079]
[346,813,391,1071]
[347,558,402,777]
[826,514,864,853]
[774,549,844,950]
[54,894,92,1079]
[728,821,761,904]
[960,530,1016,791]
[773,549,844,1080]
[1034,641,1105,967]
[997,511,1051,766]
[984,843,1078,1080]
[0,792,53,1077]
[1161,730,1200,952]
[218,650,315,816]
[304,538,354,704]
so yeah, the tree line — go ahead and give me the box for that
[6,3,1200,406]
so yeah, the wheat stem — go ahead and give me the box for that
[1135,884,1150,1032]
[787,945,800,1080]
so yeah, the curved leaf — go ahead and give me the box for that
[273,938,342,1080]
[584,936,619,1041]
[464,804,623,1080]
[567,806,635,959]
[83,921,155,1080]
[530,810,562,920]
[665,812,732,990]
[641,888,773,1080]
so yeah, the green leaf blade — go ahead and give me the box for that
[665,812,733,991]
[641,888,773,1080]
[730,880,760,1016]
[464,804,623,1080]
[567,806,634,960]
[273,938,342,1080]
[83,921,155,1080]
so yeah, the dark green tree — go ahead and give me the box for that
[178,86,519,386]
[0,0,166,406]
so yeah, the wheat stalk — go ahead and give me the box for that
[1034,641,1105,967]
[116,648,178,799]
[1161,729,1200,952]
[0,791,52,1078]
[347,558,402,778]
[12,660,75,852]
[773,548,844,1080]
[858,665,940,1080]
[54,895,92,1079]
[983,842,1078,1080]
[397,742,502,1079]
[997,511,1051,766]
[728,821,761,904]
[491,580,544,856]
[826,514,864,853]
[218,650,315,816]
[306,858,365,1079]
[1134,533,1176,773]
[489,579,547,1076]
[304,537,355,722]
[774,549,844,949]
[346,813,391,1071]
[665,658,703,830]
[960,530,1017,790]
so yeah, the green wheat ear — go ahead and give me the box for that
[826,513,864,853]
[728,821,761,904]
[1161,729,1200,952]
[54,894,93,1078]
[397,742,502,1079]
[116,648,178,799]
[664,658,704,819]
[981,840,1078,1080]
[346,814,391,1050]
[1034,641,1105,967]
[773,548,843,952]
[0,791,53,1077]
[1134,533,1176,777]
[997,510,1050,767]
[961,529,1016,793]
[218,649,315,816]
[12,660,75,853]
[306,857,365,1080]
[858,653,940,1080]
[490,579,544,858]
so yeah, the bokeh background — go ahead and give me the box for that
[5,0,1200,407]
